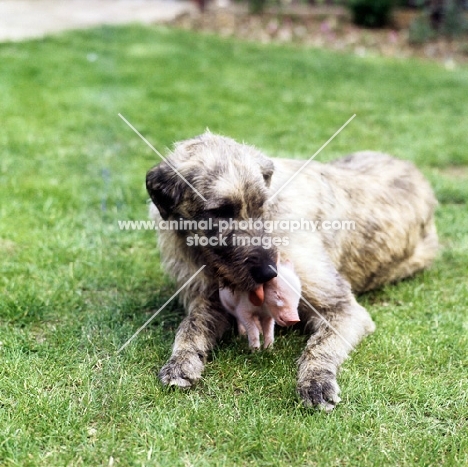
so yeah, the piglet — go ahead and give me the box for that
[219,260,301,350]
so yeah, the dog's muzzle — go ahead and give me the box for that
[246,248,277,285]
[249,263,277,284]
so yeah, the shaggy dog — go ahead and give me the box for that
[146,132,438,411]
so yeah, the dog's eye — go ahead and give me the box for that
[206,204,236,218]
[263,173,271,184]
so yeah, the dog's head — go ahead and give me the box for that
[146,132,278,296]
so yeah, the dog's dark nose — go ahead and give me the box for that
[250,264,277,284]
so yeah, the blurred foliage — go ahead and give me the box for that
[409,0,468,43]
[409,11,436,42]
[348,0,396,27]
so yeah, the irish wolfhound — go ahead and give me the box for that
[146,131,438,411]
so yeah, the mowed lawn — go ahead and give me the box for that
[0,25,467,466]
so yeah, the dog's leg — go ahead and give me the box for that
[159,295,231,387]
[296,272,375,411]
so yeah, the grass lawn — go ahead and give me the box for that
[0,25,467,466]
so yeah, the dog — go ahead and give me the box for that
[146,131,438,411]
[219,259,301,350]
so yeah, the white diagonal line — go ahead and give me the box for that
[268,114,356,202]
[117,265,206,353]
[118,113,207,202]
[269,265,354,350]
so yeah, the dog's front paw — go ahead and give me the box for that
[158,350,205,388]
[297,369,341,412]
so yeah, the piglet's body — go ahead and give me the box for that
[220,260,301,349]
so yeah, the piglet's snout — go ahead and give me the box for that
[275,309,300,327]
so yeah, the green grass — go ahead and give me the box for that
[0,25,467,466]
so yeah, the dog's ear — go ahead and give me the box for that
[258,154,274,187]
[146,163,182,220]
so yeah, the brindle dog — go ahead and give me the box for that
[146,132,438,411]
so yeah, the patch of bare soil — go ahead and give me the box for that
[169,5,468,67]
[436,166,468,179]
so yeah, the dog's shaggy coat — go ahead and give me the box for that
[146,132,438,410]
